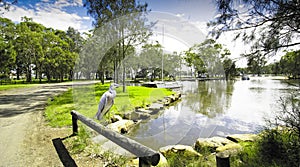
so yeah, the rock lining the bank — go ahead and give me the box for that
[109,93,182,133]
[158,133,259,165]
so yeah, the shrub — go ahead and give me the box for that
[231,91,300,167]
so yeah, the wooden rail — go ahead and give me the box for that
[71,110,160,167]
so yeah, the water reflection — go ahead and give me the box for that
[184,80,234,118]
[127,77,297,150]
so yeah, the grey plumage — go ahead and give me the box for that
[95,83,119,120]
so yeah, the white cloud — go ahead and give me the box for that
[190,21,209,36]
[54,0,83,9]
[147,13,250,67]
[148,11,206,53]
[150,34,189,53]
[2,1,92,33]
[175,13,185,18]
[82,16,91,20]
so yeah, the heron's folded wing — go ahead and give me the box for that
[95,92,108,119]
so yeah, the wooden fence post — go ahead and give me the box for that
[71,112,78,135]
[216,155,230,167]
[139,157,151,167]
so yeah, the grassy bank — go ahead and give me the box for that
[230,129,300,167]
[45,83,173,127]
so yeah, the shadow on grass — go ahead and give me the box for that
[52,134,77,167]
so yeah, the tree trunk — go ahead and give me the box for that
[225,72,229,80]
[26,65,31,83]
[68,70,73,81]
[122,41,126,92]
[60,72,64,82]
[46,72,51,83]
[39,71,42,83]
[35,69,38,79]
[101,71,104,84]
[114,60,119,84]
[122,63,126,92]
[85,71,90,80]
[16,67,20,80]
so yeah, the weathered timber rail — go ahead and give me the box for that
[71,110,160,166]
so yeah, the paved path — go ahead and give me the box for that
[0,81,98,166]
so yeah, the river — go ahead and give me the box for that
[127,76,298,150]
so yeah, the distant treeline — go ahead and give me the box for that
[245,50,300,78]
[0,16,84,82]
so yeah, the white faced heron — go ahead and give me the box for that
[95,83,119,120]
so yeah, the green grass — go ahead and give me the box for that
[45,83,174,127]
[0,78,74,91]
[164,150,215,167]
[0,84,38,91]
[45,83,174,165]
[62,123,130,166]
[45,89,75,127]
[111,85,174,114]
[230,129,300,167]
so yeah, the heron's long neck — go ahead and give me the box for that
[109,88,116,97]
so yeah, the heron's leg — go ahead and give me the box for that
[95,118,109,126]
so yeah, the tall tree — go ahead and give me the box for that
[247,53,267,76]
[184,39,225,78]
[279,50,300,79]
[184,49,205,78]
[54,29,78,81]
[14,17,44,82]
[163,51,181,80]
[66,27,84,53]
[0,16,82,82]
[123,47,141,80]
[139,42,163,81]
[209,0,300,57]
[84,0,152,91]
[221,49,236,80]
[0,17,16,77]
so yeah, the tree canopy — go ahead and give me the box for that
[279,50,300,78]
[83,0,152,91]
[184,39,235,79]
[0,16,83,82]
[209,0,300,57]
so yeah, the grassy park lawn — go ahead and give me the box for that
[45,83,174,127]
[44,83,174,165]
[0,78,73,91]
[0,84,37,91]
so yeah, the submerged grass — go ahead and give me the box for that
[45,83,173,127]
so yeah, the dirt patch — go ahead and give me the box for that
[22,111,70,166]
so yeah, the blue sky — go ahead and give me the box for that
[3,0,216,32]
[142,0,216,22]
[3,0,93,32]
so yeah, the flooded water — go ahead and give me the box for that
[127,77,298,150]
